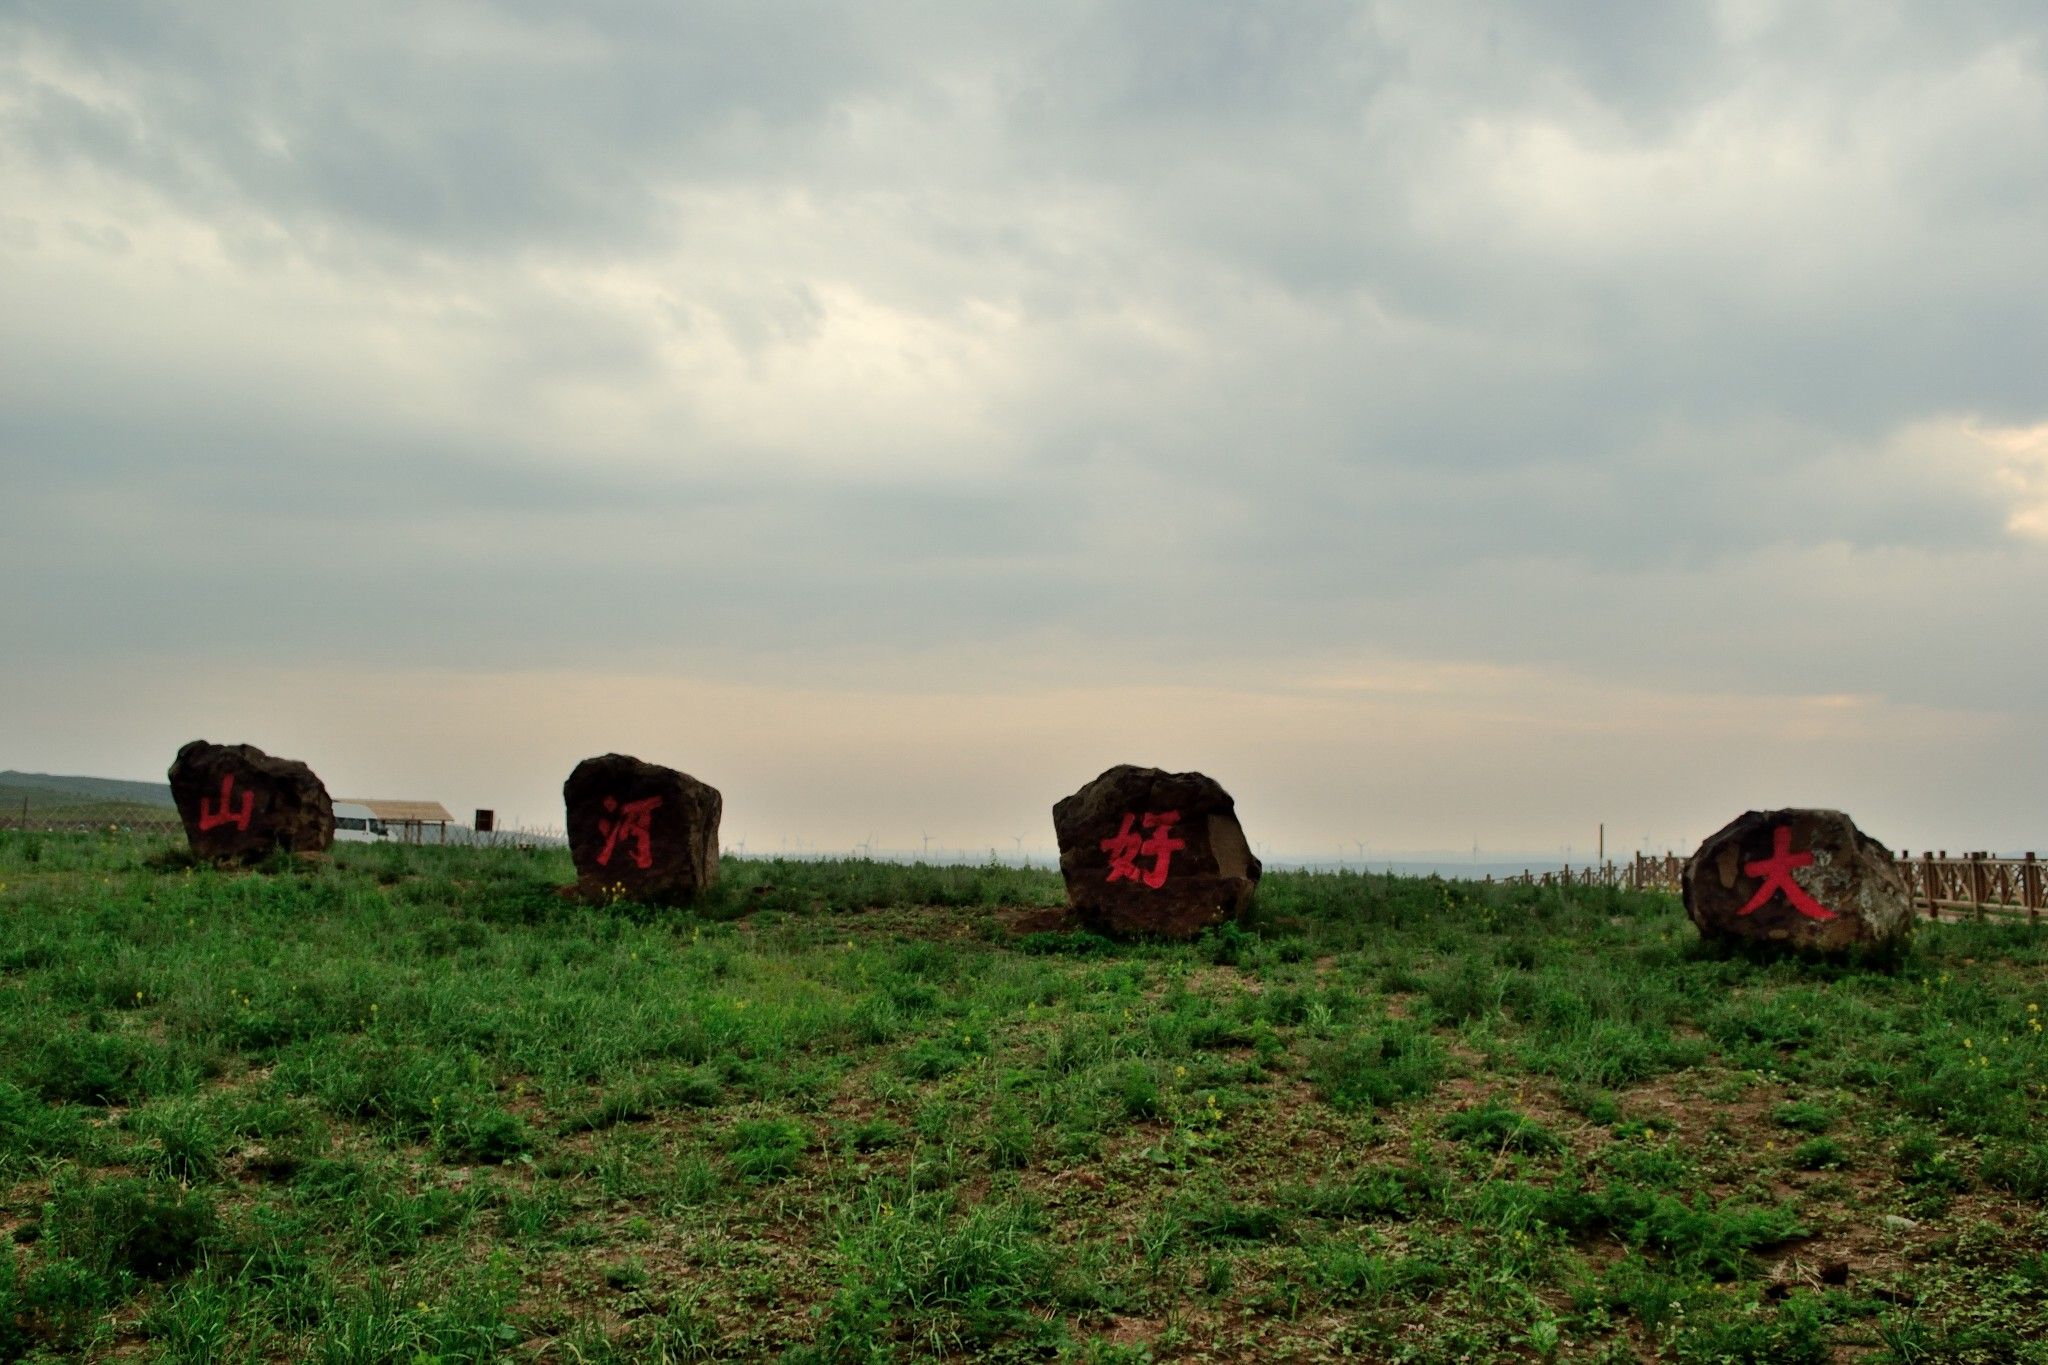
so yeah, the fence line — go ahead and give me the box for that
[0,801,565,847]
[1894,850,2042,922]
[1490,849,2042,924]
[3,802,2039,923]
[1487,853,1684,895]
[1,814,182,836]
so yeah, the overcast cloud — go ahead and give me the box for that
[3,1,2045,855]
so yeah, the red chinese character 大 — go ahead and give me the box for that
[197,773,254,832]
[596,795,662,870]
[1738,825,1838,921]
[1102,810,1187,890]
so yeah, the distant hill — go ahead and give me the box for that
[0,770,175,821]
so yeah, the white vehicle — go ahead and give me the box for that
[332,802,390,843]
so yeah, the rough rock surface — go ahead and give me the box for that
[168,740,335,863]
[1053,765,1260,938]
[1682,808,1913,955]
[564,754,721,906]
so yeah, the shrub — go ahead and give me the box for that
[898,1038,970,1080]
[728,1117,806,1182]
[1896,1132,1970,1193]
[1442,1100,1561,1154]
[1422,960,1502,1022]
[1311,1023,1445,1112]
[16,1031,149,1106]
[1289,1166,1439,1222]
[1591,1186,1805,1279]
[441,1105,532,1164]
[1771,1101,1836,1134]
[1180,1195,1286,1242]
[1980,1142,2048,1201]
[807,1196,1056,1358]
[1790,1137,1848,1170]
[127,1101,226,1182]
[841,1118,906,1153]
[43,1176,224,1282]
[1112,1063,1161,1121]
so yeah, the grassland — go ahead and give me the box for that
[0,833,2044,1363]
[0,774,176,829]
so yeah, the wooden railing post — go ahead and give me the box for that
[2026,852,2040,923]
[1924,852,1938,919]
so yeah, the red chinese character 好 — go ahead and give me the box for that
[596,795,662,870]
[1738,825,1838,921]
[1102,810,1186,889]
[197,773,254,832]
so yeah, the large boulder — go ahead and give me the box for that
[169,740,335,863]
[1053,765,1261,938]
[564,754,721,906]
[1683,808,1914,955]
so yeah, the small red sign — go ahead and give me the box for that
[596,795,661,870]
[1739,825,1839,921]
[1102,810,1186,889]
[197,773,254,833]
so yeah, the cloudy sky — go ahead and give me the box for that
[3,1,2044,858]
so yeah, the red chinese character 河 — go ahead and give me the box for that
[1102,811,1186,890]
[197,773,254,832]
[596,795,662,870]
[1738,825,1838,921]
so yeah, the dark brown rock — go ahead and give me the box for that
[1682,808,1913,955]
[168,740,334,864]
[564,754,721,906]
[1053,764,1260,938]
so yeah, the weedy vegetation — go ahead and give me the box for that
[0,832,2044,1361]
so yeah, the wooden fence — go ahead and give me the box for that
[1488,853,1684,894]
[1895,850,2043,922]
[1491,849,2043,923]
[2,814,182,836]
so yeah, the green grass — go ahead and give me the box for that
[1,832,2045,1361]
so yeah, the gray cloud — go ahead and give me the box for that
[3,0,2046,845]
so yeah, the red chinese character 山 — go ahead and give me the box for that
[196,773,254,832]
[1102,811,1187,890]
[1738,825,1838,921]
[596,795,662,871]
